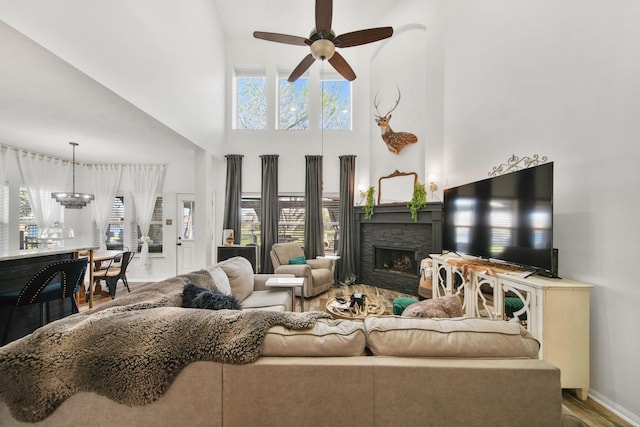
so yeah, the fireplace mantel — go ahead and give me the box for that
[354,203,443,295]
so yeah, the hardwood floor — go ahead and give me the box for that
[80,282,630,427]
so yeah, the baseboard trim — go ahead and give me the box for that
[588,389,639,426]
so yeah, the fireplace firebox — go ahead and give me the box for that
[354,204,443,296]
[374,246,417,277]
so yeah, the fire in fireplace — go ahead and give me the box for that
[374,246,418,277]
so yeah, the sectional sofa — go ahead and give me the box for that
[0,257,570,426]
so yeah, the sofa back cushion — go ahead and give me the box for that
[262,319,366,356]
[217,257,254,302]
[206,265,232,295]
[271,243,305,267]
[365,316,540,359]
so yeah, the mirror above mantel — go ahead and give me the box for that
[377,170,418,205]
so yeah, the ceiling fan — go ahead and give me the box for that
[253,0,393,82]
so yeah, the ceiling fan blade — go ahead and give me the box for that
[334,27,393,48]
[315,0,333,34]
[253,31,310,46]
[328,52,356,81]
[288,54,316,82]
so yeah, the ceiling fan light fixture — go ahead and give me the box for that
[310,39,335,60]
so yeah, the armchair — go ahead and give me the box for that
[270,242,334,298]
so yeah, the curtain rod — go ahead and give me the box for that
[0,144,165,167]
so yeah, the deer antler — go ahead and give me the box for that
[373,86,402,119]
[373,92,383,119]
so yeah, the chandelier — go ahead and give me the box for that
[51,142,95,209]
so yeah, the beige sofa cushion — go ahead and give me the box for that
[206,265,232,295]
[217,257,254,301]
[365,316,540,358]
[271,242,305,266]
[242,289,291,312]
[262,319,366,356]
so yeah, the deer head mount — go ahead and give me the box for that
[374,87,418,155]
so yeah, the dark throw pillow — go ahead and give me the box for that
[182,283,242,310]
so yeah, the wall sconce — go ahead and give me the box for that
[358,184,367,198]
[358,184,368,205]
[428,175,438,199]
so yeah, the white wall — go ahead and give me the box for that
[441,0,640,422]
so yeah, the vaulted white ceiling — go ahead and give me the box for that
[0,0,397,163]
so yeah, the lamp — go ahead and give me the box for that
[51,142,94,209]
[310,39,335,60]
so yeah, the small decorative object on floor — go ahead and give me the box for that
[401,294,463,318]
[327,288,385,319]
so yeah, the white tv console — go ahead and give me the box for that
[430,253,593,400]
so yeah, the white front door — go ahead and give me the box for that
[176,194,196,275]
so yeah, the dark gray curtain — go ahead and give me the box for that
[223,154,243,244]
[304,155,324,259]
[260,154,279,273]
[337,155,356,284]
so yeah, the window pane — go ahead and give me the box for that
[151,197,163,222]
[279,77,309,130]
[241,196,340,253]
[278,196,305,244]
[323,196,340,254]
[320,80,351,130]
[236,76,267,129]
[18,188,39,249]
[0,184,8,253]
[241,198,261,246]
[181,200,195,240]
[107,196,125,250]
[136,197,163,253]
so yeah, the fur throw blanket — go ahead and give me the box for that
[401,294,463,318]
[0,270,330,422]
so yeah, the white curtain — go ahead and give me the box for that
[0,147,8,253]
[88,164,122,250]
[17,151,70,229]
[128,164,166,267]
[0,146,8,184]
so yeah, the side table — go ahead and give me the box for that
[265,277,305,312]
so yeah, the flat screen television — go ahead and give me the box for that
[443,162,554,275]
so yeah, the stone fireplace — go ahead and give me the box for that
[354,203,442,296]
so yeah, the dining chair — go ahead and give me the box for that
[92,251,133,299]
[98,246,130,270]
[0,258,88,345]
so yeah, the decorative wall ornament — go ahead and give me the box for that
[377,170,417,205]
[488,154,549,176]
[373,87,418,154]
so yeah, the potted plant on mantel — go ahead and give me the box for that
[408,182,427,222]
[364,186,375,220]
